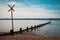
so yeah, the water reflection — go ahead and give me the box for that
[32,20,60,37]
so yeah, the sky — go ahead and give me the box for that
[0,0,60,18]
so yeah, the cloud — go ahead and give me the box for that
[14,6,60,18]
[0,0,9,4]
[0,4,10,18]
[0,1,60,18]
[24,0,31,6]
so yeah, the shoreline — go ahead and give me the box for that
[0,32,60,40]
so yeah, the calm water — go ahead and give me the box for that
[0,20,60,37]
[0,20,49,32]
[32,20,60,37]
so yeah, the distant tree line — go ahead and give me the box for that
[0,18,60,20]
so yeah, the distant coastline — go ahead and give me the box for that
[0,18,60,20]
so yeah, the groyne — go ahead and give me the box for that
[0,22,51,36]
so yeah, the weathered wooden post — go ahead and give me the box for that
[26,27,29,32]
[37,24,41,28]
[36,25,38,28]
[34,25,37,31]
[34,25,36,29]
[20,28,22,34]
[37,25,39,28]
[31,26,33,31]
[10,29,14,35]
[38,24,41,27]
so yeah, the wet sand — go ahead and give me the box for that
[0,32,60,40]
[0,32,6,35]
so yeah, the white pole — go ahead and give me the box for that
[11,10,14,32]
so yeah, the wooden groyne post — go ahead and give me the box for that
[26,27,29,32]
[35,25,39,29]
[10,29,14,35]
[20,28,22,34]
[31,26,33,31]
[34,25,37,30]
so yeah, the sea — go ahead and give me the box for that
[0,20,60,37]
[32,20,60,37]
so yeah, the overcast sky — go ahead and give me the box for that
[0,0,60,18]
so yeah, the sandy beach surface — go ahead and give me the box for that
[0,32,60,40]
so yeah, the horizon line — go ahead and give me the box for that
[0,18,60,20]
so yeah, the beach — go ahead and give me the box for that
[0,32,60,40]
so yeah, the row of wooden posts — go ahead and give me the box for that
[10,22,51,35]
[0,22,51,36]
